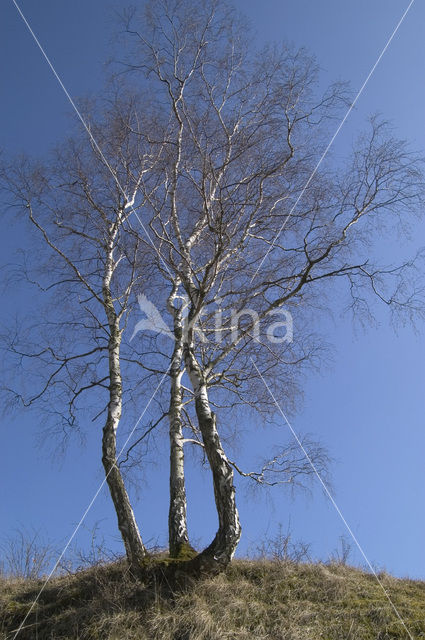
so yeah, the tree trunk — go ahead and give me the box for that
[184,344,241,568]
[101,321,147,568]
[168,385,190,557]
[102,244,146,569]
[168,300,190,557]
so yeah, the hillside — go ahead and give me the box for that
[1,558,425,639]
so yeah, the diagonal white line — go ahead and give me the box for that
[11,367,170,640]
[9,1,416,638]
[250,357,415,640]
[251,0,416,282]
[8,6,175,637]
[11,0,173,281]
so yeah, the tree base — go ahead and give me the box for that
[132,548,229,595]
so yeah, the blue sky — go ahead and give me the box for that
[1,0,425,579]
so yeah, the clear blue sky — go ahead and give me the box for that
[1,0,425,579]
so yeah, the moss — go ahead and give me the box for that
[172,542,198,561]
[136,544,197,572]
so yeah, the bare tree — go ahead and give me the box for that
[119,0,424,569]
[1,0,424,578]
[0,103,155,569]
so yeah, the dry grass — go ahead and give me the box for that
[1,558,424,639]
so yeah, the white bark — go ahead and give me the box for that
[168,290,190,556]
[184,337,241,566]
[101,240,147,567]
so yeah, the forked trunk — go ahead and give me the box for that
[184,344,241,568]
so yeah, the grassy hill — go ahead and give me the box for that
[1,558,425,639]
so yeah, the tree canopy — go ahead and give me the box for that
[1,0,424,575]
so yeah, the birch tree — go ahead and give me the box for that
[0,102,157,570]
[120,0,424,569]
[2,0,423,578]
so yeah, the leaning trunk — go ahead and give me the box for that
[168,300,190,556]
[184,344,241,568]
[102,242,146,569]
[102,320,147,568]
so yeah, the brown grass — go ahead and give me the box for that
[1,558,424,639]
